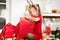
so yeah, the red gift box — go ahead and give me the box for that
[18,18,34,38]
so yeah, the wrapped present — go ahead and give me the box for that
[1,23,15,40]
[18,17,34,38]
[16,16,42,40]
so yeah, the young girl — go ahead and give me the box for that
[16,4,42,40]
[25,4,42,40]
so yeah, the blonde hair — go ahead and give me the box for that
[26,4,41,16]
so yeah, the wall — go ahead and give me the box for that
[10,0,60,31]
[11,0,43,25]
[45,0,60,12]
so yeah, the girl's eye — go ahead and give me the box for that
[29,12,32,13]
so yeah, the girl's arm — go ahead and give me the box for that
[24,11,40,22]
[25,15,40,22]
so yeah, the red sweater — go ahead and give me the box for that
[33,16,42,40]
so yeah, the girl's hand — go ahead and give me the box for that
[34,18,40,22]
[25,16,31,20]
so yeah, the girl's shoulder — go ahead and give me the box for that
[37,15,43,21]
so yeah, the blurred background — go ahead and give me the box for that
[0,0,60,40]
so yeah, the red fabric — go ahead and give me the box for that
[19,18,34,38]
[15,22,20,36]
[15,23,20,40]
[0,34,2,40]
[33,16,42,40]
[2,23,15,38]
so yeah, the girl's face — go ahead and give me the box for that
[29,7,38,17]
